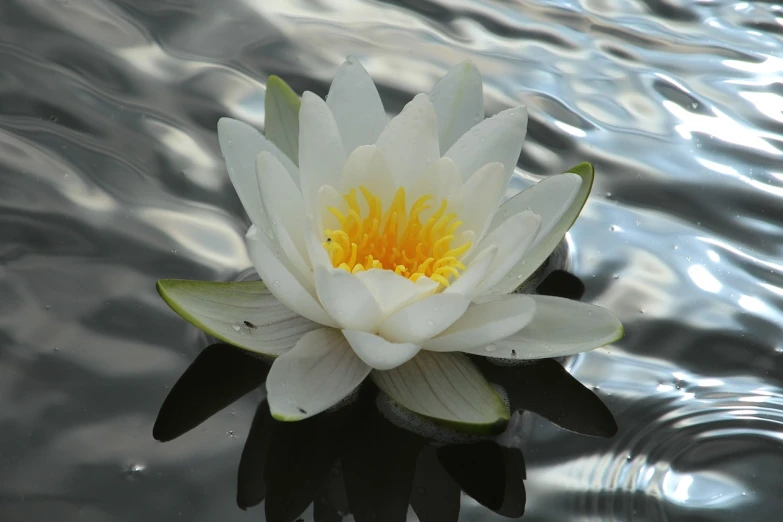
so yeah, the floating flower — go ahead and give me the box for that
[157,58,623,432]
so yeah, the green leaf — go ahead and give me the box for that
[156,279,318,356]
[371,351,510,435]
[485,162,595,295]
[265,75,301,166]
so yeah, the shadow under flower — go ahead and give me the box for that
[152,270,617,522]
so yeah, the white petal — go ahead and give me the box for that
[217,118,299,235]
[371,351,509,431]
[473,210,541,295]
[444,105,527,182]
[326,57,388,154]
[339,145,396,212]
[354,269,438,317]
[299,92,347,211]
[485,168,591,295]
[256,152,310,278]
[317,184,344,234]
[408,157,464,219]
[423,294,535,353]
[378,293,470,344]
[429,60,484,151]
[314,265,384,331]
[458,162,508,243]
[490,295,623,360]
[266,328,371,420]
[376,93,440,187]
[444,245,497,297]
[342,329,420,370]
[157,279,320,356]
[304,214,331,268]
[264,75,301,165]
[246,225,337,327]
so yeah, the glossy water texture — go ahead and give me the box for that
[1,0,782,520]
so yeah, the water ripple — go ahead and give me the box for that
[1,0,783,520]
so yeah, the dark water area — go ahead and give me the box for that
[2,0,783,521]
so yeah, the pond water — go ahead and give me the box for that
[1,0,782,521]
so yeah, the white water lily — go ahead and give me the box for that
[157,58,623,432]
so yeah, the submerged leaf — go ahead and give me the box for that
[264,400,360,522]
[535,269,585,300]
[437,441,505,510]
[265,75,302,165]
[237,400,274,510]
[496,446,526,518]
[437,442,526,517]
[410,445,461,522]
[313,463,350,522]
[153,343,268,442]
[342,404,426,522]
[475,358,618,437]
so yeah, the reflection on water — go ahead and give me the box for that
[1,0,783,520]
[151,276,615,521]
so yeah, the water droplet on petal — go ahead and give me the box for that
[273,280,281,287]
[426,319,434,326]
[485,344,497,352]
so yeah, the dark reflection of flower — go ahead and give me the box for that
[153,270,616,522]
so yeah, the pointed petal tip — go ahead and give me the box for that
[301,90,321,103]
[566,161,595,177]
[268,407,306,422]
[155,278,180,309]
[245,223,260,239]
[560,171,583,187]
[343,55,362,67]
[216,116,231,129]
[506,104,528,124]
[255,149,272,162]
[266,74,300,100]
[611,320,625,343]
[216,117,242,141]
[458,58,479,70]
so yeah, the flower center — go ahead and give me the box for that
[323,186,471,287]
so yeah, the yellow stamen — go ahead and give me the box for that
[323,186,471,288]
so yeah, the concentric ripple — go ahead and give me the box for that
[521,355,783,522]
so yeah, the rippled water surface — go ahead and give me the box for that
[2,0,783,520]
